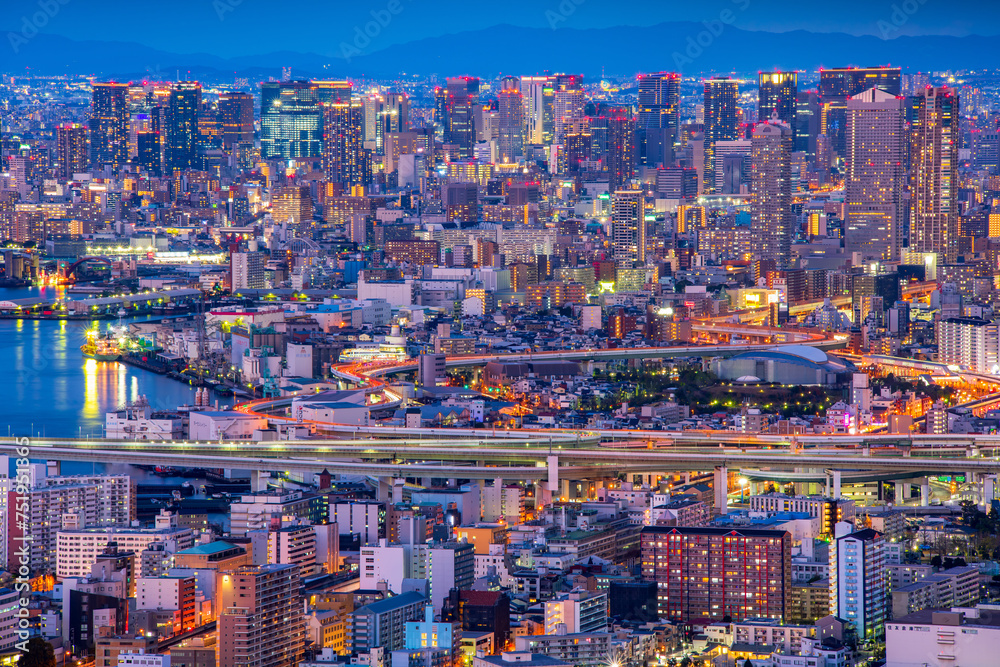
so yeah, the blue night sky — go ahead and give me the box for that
[3,0,999,58]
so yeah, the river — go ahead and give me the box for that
[0,284,201,440]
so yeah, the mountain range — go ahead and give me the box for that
[4,22,994,80]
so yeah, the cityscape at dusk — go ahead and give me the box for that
[5,3,1000,667]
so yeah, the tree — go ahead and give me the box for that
[679,658,692,667]
[744,660,755,667]
[931,555,943,568]
[18,638,55,667]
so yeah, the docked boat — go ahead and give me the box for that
[80,329,121,361]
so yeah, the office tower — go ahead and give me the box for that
[845,88,905,260]
[323,97,365,187]
[383,91,410,134]
[655,167,698,201]
[795,91,821,158]
[830,524,887,641]
[164,82,201,173]
[89,82,129,170]
[520,75,556,145]
[219,92,254,151]
[434,86,449,141]
[562,121,591,172]
[751,116,793,268]
[713,139,752,193]
[759,72,797,137]
[819,66,901,156]
[56,123,88,180]
[703,77,740,194]
[271,185,313,228]
[128,112,154,159]
[554,89,585,145]
[607,111,637,192]
[638,71,680,132]
[446,77,479,158]
[135,132,161,176]
[910,86,960,264]
[641,526,791,625]
[611,189,646,267]
[497,83,525,164]
[260,80,351,159]
[218,564,305,667]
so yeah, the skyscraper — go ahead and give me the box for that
[520,76,555,145]
[611,189,646,268]
[795,90,821,157]
[909,86,960,264]
[89,82,129,170]
[219,92,254,151]
[703,77,740,194]
[260,80,351,159]
[218,564,305,667]
[607,111,637,192]
[446,77,479,158]
[819,66,901,156]
[758,71,797,135]
[56,123,88,180]
[845,88,905,260]
[135,132,161,176]
[323,97,365,187]
[751,115,793,268]
[497,80,525,164]
[165,82,202,173]
[638,72,680,132]
[382,91,410,134]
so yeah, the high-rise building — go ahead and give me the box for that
[611,189,646,268]
[607,111,637,192]
[751,116,793,268]
[641,526,791,625]
[845,88,905,260]
[552,75,585,145]
[819,66,901,155]
[497,82,525,164]
[909,86,960,264]
[795,91,821,157]
[830,524,888,641]
[260,80,351,159]
[323,97,365,187]
[231,252,266,290]
[89,82,129,170]
[56,123,88,180]
[135,132,161,176]
[758,72,797,136]
[219,92,254,151]
[218,564,305,667]
[165,82,202,173]
[446,77,480,158]
[638,72,680,133]
[382,91,410,135]
[703,77,740,194]
[271,185,313,228]
[520,76,555,145]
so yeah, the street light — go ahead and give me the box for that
[738,477,749,503]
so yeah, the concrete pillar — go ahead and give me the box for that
[921,482,930,507]
[421,477,433,488]
[392,478,405,505]
[47,460,61,477]
[714,466,728,515]
[547,455,559,495]
[560,478,570,501]
[895,482,906,504]
[250,469,269,493]
[831,470,841,500]
[376,477,391,503]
